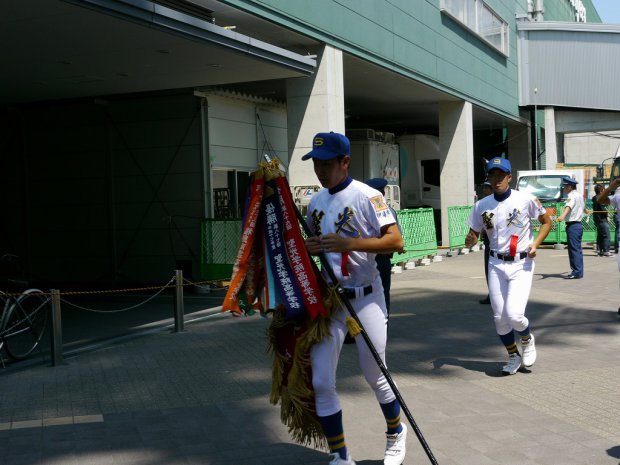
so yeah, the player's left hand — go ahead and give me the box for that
[319,233,350,252]
[527,245,537,258]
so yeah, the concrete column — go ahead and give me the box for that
[439,101,475,246]
[286,45,345,186]
[544,106,558,169]
[507,122,532,186]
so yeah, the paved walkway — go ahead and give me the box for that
[0,246,618,465]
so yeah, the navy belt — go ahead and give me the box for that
[566,221,580,225]
[342,285,373,299]
[490,251,527,261]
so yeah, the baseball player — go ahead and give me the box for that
[465,157,552,375]
[303,132,406,465]
[556,177,585,279]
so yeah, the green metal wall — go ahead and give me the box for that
[223,0,522,121]
[221,1,603,122]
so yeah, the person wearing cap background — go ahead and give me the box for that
[465,157,552,375]
[363,177,402,321]
[302,132,407,465]
[592,184,612,257]
[478,180,494,305]
[556,176,585,279]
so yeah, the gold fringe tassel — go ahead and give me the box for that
[267,306,332,450]
[345,316,362,338]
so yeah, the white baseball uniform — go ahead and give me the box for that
[307,178,397,416]
[468,189,546,335]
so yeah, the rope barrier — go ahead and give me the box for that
[60,277,176,314]
[0,277,227,298]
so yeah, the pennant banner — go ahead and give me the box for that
[223,161,329,320]
[222,172,264,314]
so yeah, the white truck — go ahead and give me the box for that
[516,168,592,202]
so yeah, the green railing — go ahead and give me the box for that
[447,206,474,248]
[200,207,440,279]
[199,201,616,280]
[392,208,438,264]
[533,201,617,244]
[201,218,242,281]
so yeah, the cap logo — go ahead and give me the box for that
[314,137,324,147]
[493,159,501,165]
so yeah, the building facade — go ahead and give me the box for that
[0,0,610,284]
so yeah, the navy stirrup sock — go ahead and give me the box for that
[318,410,348,460]
[380,399,403,434]
[518,325,532,344]
[499,331,519,355]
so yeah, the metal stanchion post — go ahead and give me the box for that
[50,289,63,366]
[173,270,185,332]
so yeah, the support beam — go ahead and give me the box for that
[439,101,475,246]
[286,45,345,186]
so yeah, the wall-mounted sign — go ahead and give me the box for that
[568,0,587,22]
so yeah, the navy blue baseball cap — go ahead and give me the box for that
[487,157,511,173]
[365,177,388,192]
[302,132,350,160]
[562,176,578,186]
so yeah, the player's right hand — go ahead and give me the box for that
[465,230,478,248]
[305,236,323,255]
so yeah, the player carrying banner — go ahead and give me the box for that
[303,132,406,465]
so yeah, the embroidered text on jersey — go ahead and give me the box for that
[335,207,361,238]
[312,210,324,235]
[482,211,495,229]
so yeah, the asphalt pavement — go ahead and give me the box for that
[0,245,618,465]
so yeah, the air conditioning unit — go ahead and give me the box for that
[375,131,396,144]
[347,128,376,141]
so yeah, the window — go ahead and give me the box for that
[211,169,252,219]
[440,0,509,56]
[421,159,440,187]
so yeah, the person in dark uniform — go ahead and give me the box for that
[364,178,402,319]
[592,184,611,256]
[479,180,493,304]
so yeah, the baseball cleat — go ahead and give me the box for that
[522,334,537,367]
[384,423,407,465]
[328,452,356,465]
[502,353,522,375]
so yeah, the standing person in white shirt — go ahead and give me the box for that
[465,157,552,375]
[556,177,585,279]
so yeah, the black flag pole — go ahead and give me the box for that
[263,154,439,464]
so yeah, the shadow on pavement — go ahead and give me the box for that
[607,445,620,459]
[431,357,504,377]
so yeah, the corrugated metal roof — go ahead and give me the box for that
[518,21,620,111]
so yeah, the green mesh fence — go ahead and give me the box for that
[392,208,437,264]
[532,202,562,244]
[533,201,617,244]
[447,206,474,248]
[201,219,242,280]
[200,208,440,280]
